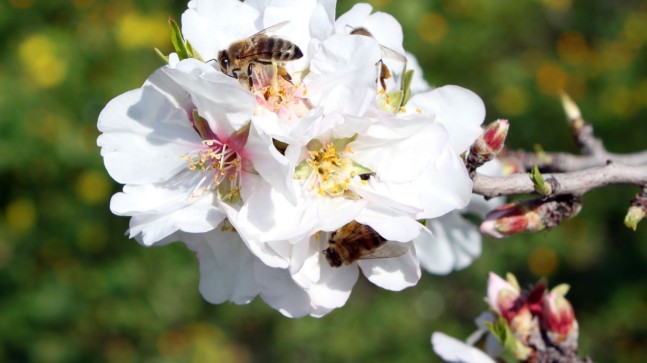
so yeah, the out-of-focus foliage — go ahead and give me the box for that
[1,0,646,362]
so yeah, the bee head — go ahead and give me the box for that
[323,247,343,267]
[217,50,231,75]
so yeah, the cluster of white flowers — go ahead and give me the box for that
[98,0,493,317]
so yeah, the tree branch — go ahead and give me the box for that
[473,162,647,198]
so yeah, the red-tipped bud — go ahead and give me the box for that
[543,285,579,351]
[467,120,510,174]
[480,202,542,239]
[480,196,581,239]
[481,119,509,155]
[486,272,521,320]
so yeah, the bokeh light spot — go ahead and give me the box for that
[536,63,567,95]
[5,198,36,232]
[528,246,558,276]
[18,34,68,88]
[418,13,447,44]
[116,11,169,50]
[76,170,111,205]
[494,85,529,116]
[557,32,590,65]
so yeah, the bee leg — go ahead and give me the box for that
[277,66,293,83]
[247,63,255,89]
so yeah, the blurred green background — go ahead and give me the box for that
[1,0,647,362]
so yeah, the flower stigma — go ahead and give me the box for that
[294,136,373,199]
[182,112,249,203]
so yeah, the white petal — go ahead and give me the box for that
[162,59,256,134]
[431,332,496,363]
[190,230,261,305]
[291,239,358,315]
[97,70,200,185]
[125,195,226,246]
[358,242,420,291]
[335,3,405,55]
[355,207,423,242]
[181,0,259,61]
[414,213,482,275]
[408,85,485,153]
[245,123,296,203]
[254,261,314,318]
[305,35,381,117]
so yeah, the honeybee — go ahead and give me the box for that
[349,26,407,91]
[323,220,408,267]
[217,21,303,88]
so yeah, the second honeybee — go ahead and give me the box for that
[323,221,408,267]
[217,21,303,86]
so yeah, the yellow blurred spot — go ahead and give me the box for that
[418,13,447,44]
[116,11,169,50]
[5,199,36,232]
[557,32,590,65]
[540,0,572,12]
[528,246,558,276]
[18,34,68,88]
[494,85,528,116]
[184,323,250,363]
[76,170,111,205]
[9,0,35,8]
[536,63,567,95]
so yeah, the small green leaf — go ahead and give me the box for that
[154,47,169,63]
[401,69,415,106]
[168,17,190,60]
[530,165,551,195]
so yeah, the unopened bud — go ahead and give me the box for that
[470,119,509,161]
[560,92,582,123]
[480,202,542,239]
[482,119,509,155]
[467,120,510,175]
[625,189,647,231]
[624,206,645,231]
[543,285,579,351]
[480,196,581,239]
[486,272,521,319]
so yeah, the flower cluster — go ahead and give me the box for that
[432,272,585,363]
[98,0,489,317]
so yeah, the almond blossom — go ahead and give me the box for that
[99,0,491,317]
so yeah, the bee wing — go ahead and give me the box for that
[379,44,407,64]
[250,20,291,38]
[360,242,409,260]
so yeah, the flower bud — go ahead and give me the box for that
[467,119,510,173]
[480,202,542,239]
[542,285,579,351]
[624,205,645,231]
[486,272,520,319]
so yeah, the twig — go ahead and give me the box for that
[499,149,647,173]
[473,162,647,198]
